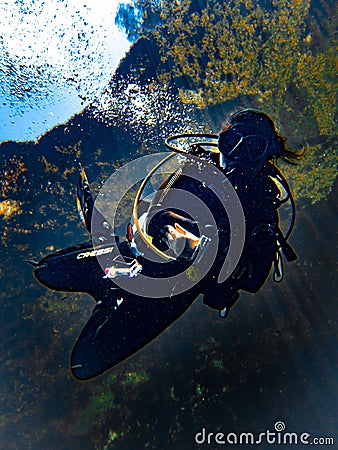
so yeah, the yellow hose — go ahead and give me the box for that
[132,152,177,261]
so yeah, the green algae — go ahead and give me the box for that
[69,369,150,435]
[280,143,337,204]
[169,386,178,400]
[70,388,118,435]
[195,383,205,396]
[120,370,150,385]
[154,0,311,106]
[150,0,337,204]
[102,429,120,449]
[212,358,225,369]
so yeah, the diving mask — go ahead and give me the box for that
[218,129,269,162]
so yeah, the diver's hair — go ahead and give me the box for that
[274,134,304,165]
[223,108,304,165]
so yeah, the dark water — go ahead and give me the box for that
[1,183,336,449]
[1,0,337,449]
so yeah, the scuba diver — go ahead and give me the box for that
[149,109,300,316]
[31,109,300,380]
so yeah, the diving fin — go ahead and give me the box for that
[77,163,95,232]
[33,240,198,380]
[76,164,117,244]
[71,287,197,380]
[33,242,119,295]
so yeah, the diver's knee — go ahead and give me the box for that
[203,286,240,312]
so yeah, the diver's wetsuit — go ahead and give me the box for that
[32,155,295,379]
[146,160,282,312]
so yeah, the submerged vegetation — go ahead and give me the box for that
[127,0,337,203]
[155,0,310,107]
[69,369,150,437]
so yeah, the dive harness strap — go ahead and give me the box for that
[269,163,297,283]
[273,228,297,283]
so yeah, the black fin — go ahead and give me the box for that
[33,241,197,380]
[77,164,95,232]
[76,164,118,245]
[71,288,196,380]
[33,242,118,295]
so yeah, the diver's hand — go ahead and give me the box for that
[148,211,198,237]
[164,223,200,260]
[148,210,200,253]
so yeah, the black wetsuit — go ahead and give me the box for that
[146,161,282,311]
[33,158,295,379]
